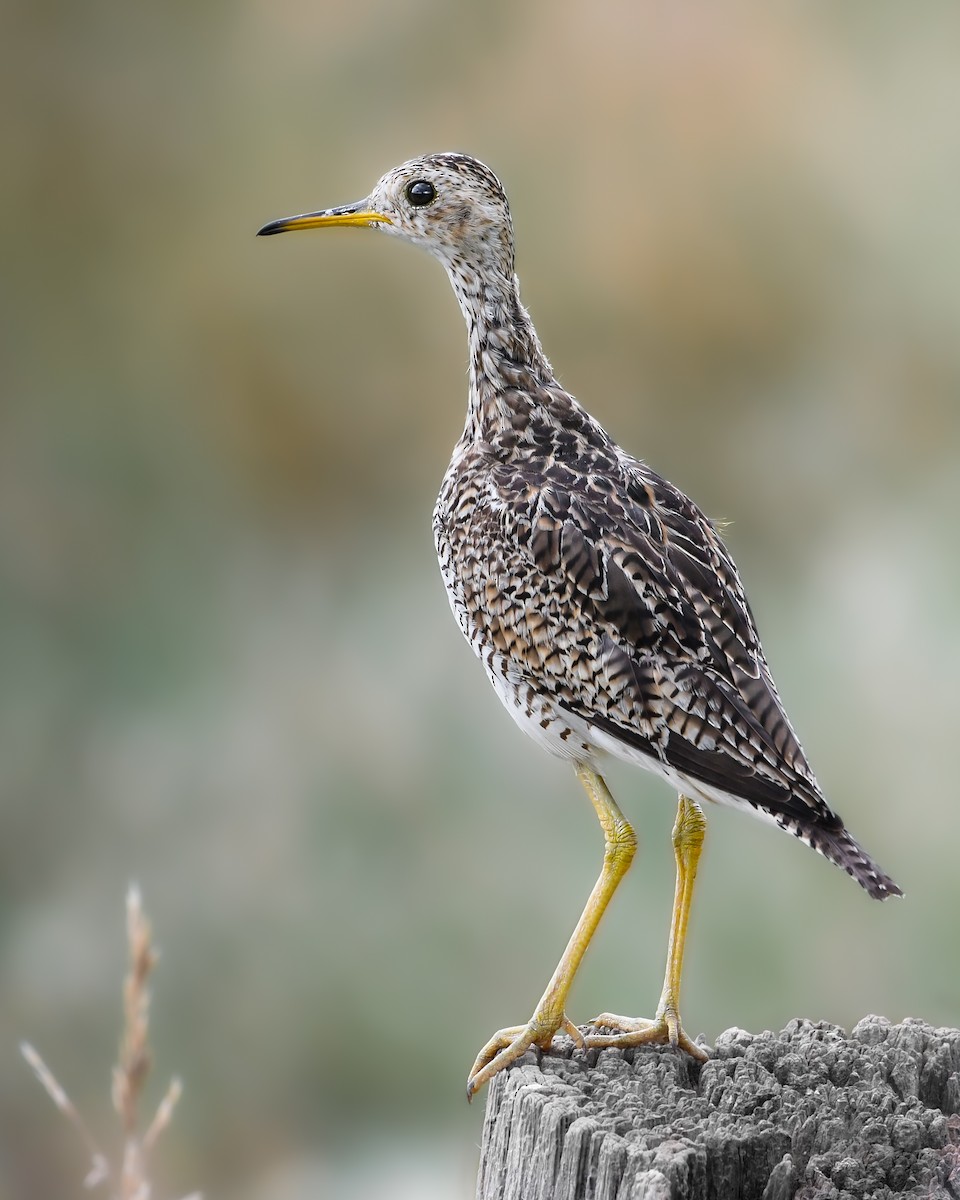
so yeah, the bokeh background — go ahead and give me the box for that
[3,1,959,1196]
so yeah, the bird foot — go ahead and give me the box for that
[466,1013,584,1100]
[585,1010,708,1062]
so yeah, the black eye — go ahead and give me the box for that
[405,179,436,207]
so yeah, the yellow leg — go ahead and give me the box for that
[466,762,637,1099]
[587,793,708,1062]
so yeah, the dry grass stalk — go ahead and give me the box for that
[22,885,200,1200]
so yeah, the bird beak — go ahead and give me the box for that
[257,202,392,237]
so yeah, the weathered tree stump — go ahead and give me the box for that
[476,1017,960,1200]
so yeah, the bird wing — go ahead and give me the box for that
[506,450,837,826]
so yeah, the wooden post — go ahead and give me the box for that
[476,1016,960,1199]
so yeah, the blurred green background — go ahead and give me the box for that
[2,1,959,1196]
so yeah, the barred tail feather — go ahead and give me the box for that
[798,821,903,900]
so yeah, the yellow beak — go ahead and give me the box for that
[257,205,392,236]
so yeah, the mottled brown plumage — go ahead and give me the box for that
[259,152,901,1098]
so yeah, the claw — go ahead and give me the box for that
[466,1011,585,1100]
[466,1024,534,1101]
[585,1010,709,1062]
[561,1015,586,1049]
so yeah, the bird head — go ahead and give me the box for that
[258,152,516,281]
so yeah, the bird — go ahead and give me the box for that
[257,152,902,1101]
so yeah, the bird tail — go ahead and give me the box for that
[799,821,903,900]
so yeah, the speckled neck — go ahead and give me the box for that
[443,258,557,445]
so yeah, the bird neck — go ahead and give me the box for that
[446,262,558,444]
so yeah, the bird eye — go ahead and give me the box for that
[405,180,437,207]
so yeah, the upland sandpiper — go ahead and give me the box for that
[258,153,901,1100]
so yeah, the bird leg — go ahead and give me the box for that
[466,763,637,1099]
[587,794,708,1062]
